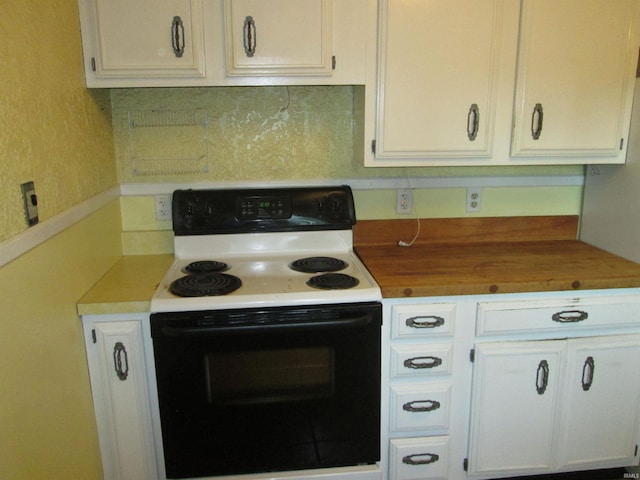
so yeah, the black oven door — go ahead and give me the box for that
[151,302,382,479]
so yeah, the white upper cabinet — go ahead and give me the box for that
[78,0,374,87]
[374,0,513,163]
[223,0,333,77]
[367,0,640,166]
[79,0,206,84]
[511,0,639,162]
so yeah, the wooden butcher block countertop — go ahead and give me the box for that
[354,216,640,298]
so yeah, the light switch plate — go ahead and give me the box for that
[20,181,39,226]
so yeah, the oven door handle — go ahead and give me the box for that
[159,313,376,337]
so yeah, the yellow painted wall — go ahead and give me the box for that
[1,1,116,243]
[120,186,584,254]
[0,1,119,479]
[353,186,584,219]
[0,201,121,480]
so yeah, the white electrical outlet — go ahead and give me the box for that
[466,188,482,212]
[155,194,172,221]
[396,188,413,215]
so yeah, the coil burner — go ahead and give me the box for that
[289,256,348,273]
[170,273,242,297]
[307,273,360,290]
[183,260,230,273]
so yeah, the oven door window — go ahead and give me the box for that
[205,347,334,405]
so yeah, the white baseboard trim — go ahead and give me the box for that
[0,186,120,269]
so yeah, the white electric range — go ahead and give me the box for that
[148,186,383,480]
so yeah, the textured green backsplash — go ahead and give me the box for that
[111,86,583,183]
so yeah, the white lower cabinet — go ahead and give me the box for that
[468,340,566,476]
[82,314,158,480]
[556,335,640,471]
[383,289,640,480]
[467,293,640,479]
[382,301,464,480]
[468,334,640,477]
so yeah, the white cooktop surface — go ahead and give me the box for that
[150,232,381,312]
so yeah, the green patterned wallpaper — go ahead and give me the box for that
[111,86,583,183]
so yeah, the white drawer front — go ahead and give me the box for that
[391,304,456,339]
[390,343,453,379]
[389,436,449,480]
[390,384,451,432]
[477,295,640,336]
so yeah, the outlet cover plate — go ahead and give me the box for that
[466,187,482,212]
[397,188,413,215]
[155,194,172,221]
[21,181,39,226]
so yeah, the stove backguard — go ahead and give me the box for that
[171,185,356,235]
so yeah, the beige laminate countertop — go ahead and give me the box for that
[77,254,173,315]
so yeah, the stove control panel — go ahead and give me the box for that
[237,196,292,220]
[172,186,356,235]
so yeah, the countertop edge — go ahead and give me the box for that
[77,254,173,317]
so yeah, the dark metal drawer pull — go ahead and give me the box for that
[243,16,256,57]
[403,400,441,412]
[531,102,544,140]
[405,315,445,329]
[402,453,440,465]
[582,356,595,391]
[404,356,442,369]
[171,16,185,58]
[551,310,588,323]
[467,103,480,141]
[113,342,129,381]
[536,359,549,395]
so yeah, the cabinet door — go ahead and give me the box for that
[467,341,564,477]
[84,0,205,79]
[375,0,506,160]
[224,0,333,76]
[511,0,638,161]
[90,321,157,480]
[556,334,640,471]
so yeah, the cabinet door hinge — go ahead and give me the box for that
[332,55,336,70]
[470,349,475,362]
[463,458,468,471]
[91,329,97,344]
[371,140,376,154]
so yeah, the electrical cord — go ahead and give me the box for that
[397,217,421,247]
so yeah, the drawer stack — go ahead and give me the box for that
[384,303,457,480]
